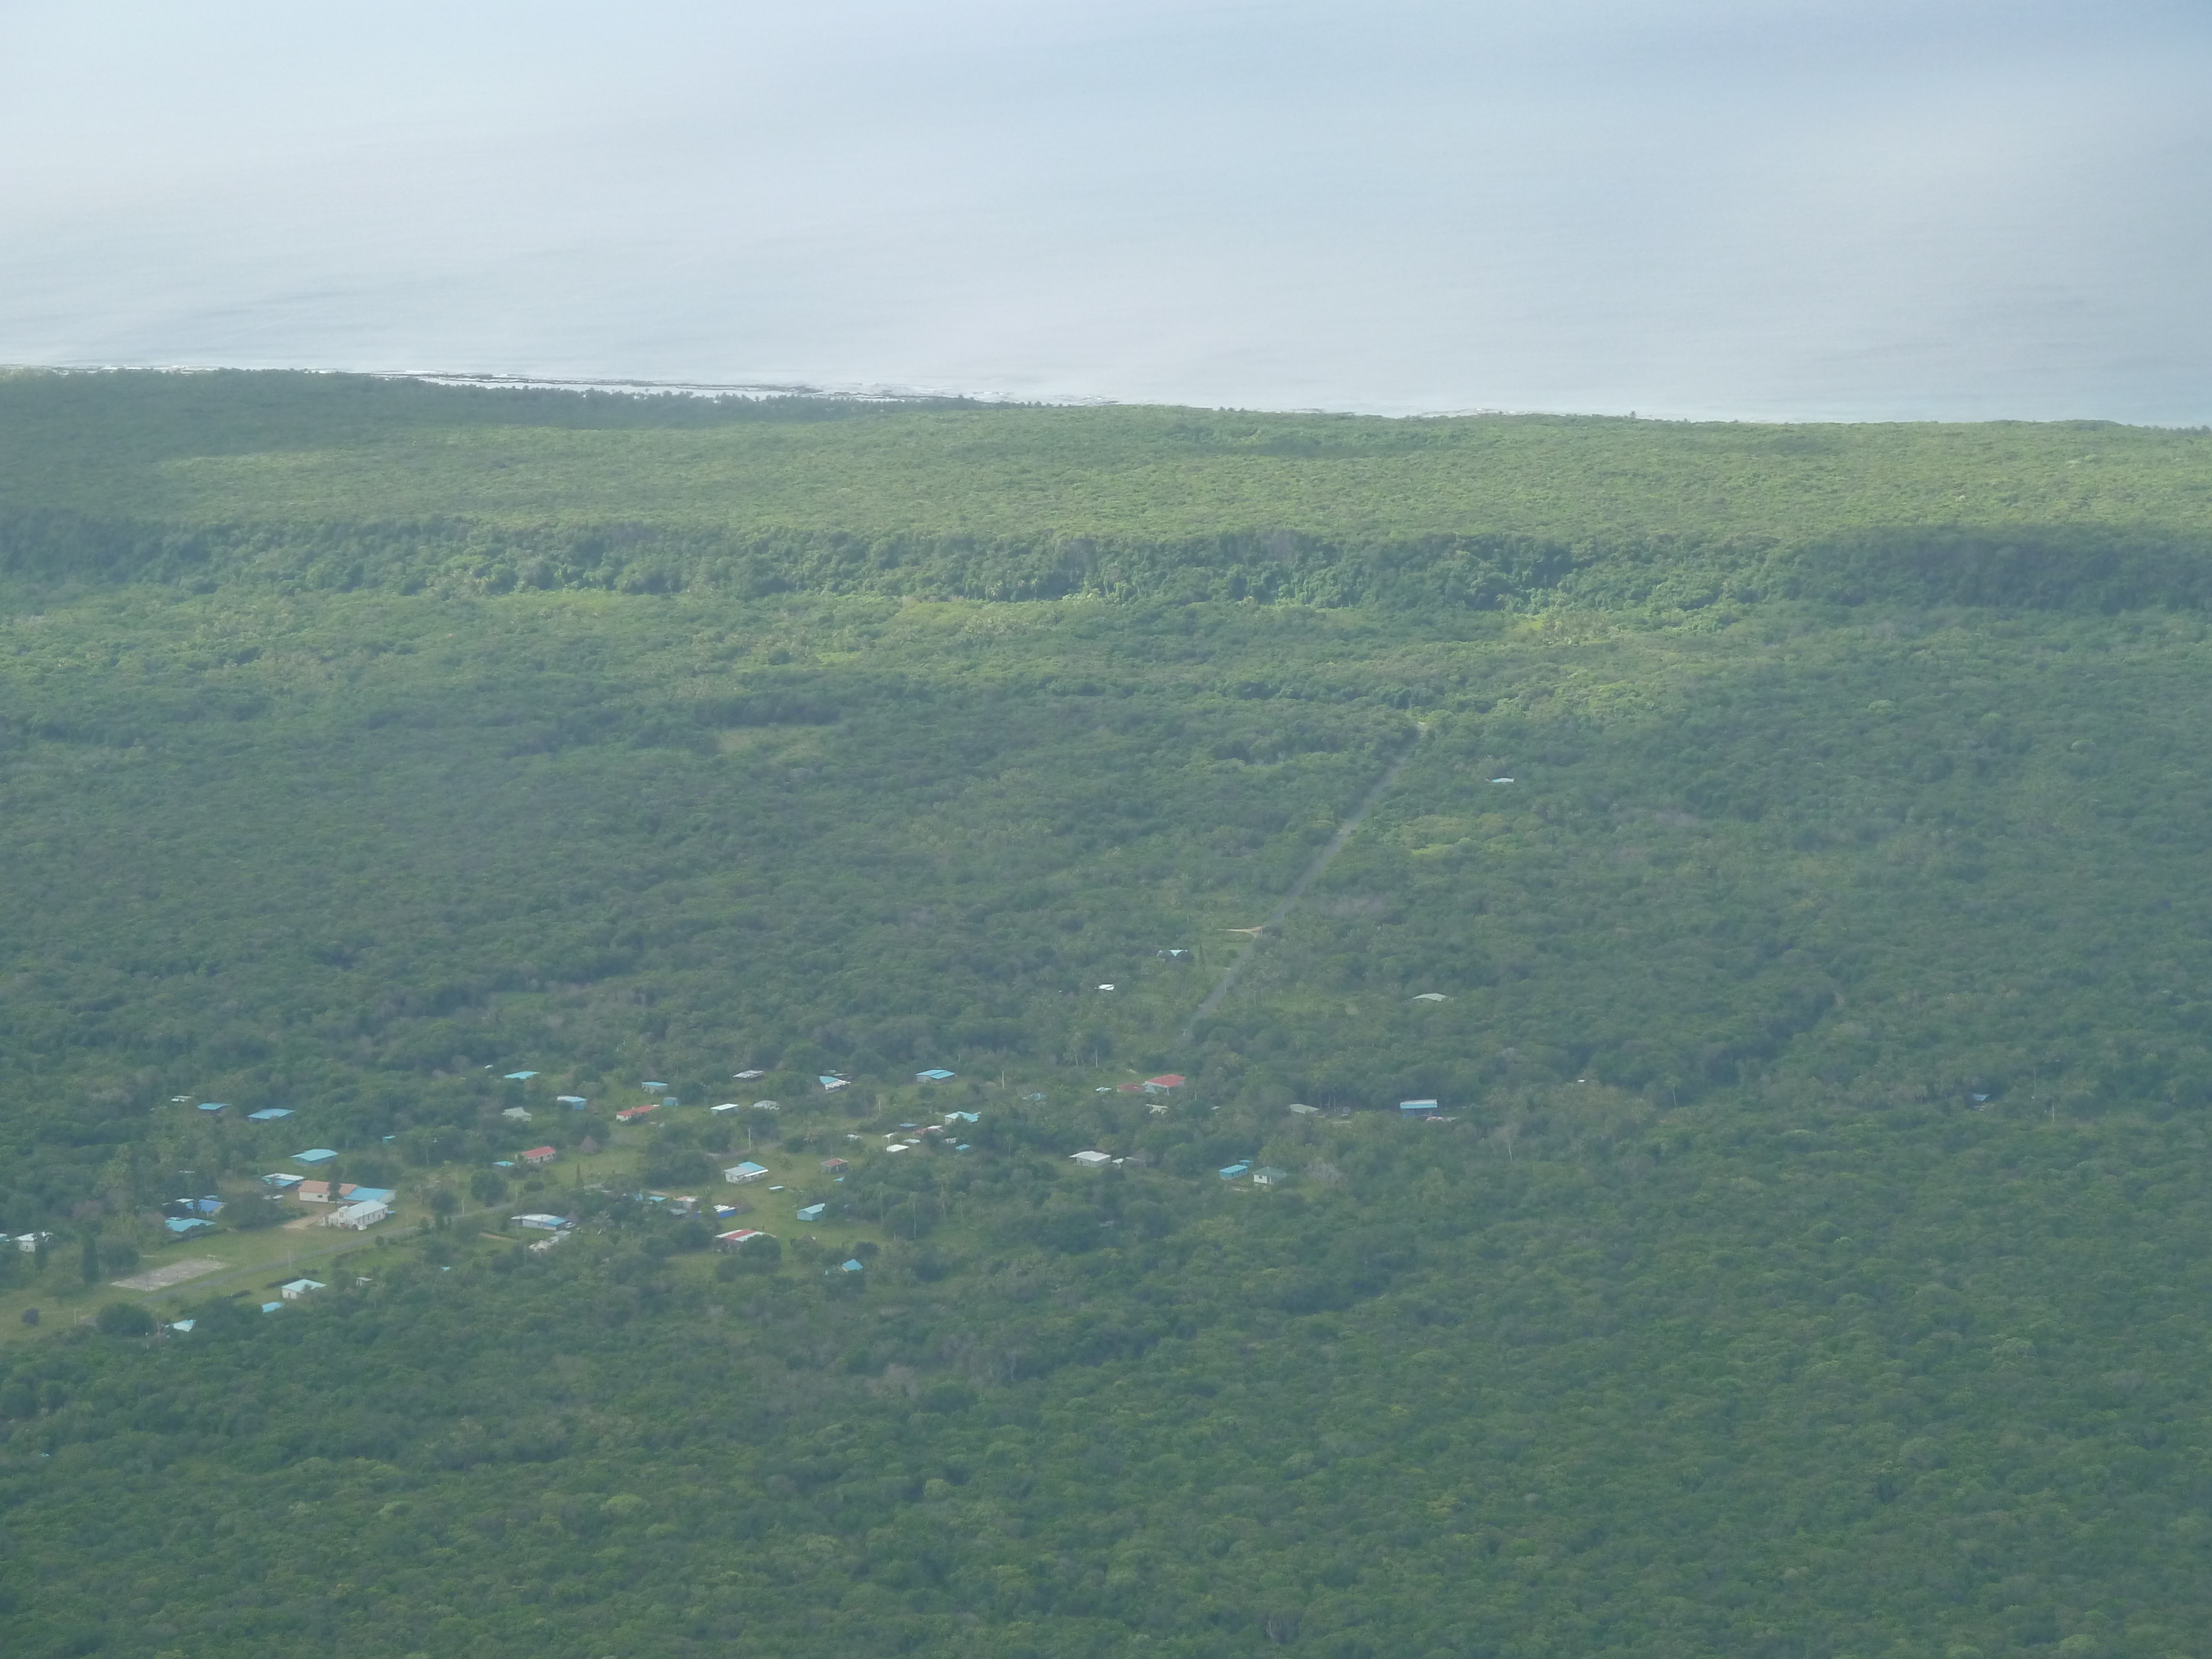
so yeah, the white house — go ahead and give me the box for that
[1069,1150,1114,1166]
[325,1199,389,1230]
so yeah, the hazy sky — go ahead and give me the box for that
[4,1,2208,420]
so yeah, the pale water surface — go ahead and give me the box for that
[4,0,2208,421]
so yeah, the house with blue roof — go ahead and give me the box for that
[1399,1099,1440,1115]
[164,1217,213,1237]
[916,1068,956,1083]
[796,1203,826,1222]
[724,1161,769,1185]
[1219,1162,1251,1180]
[293,1148,337,1165]
[246,1107,293,1123]
[504,1070,538,1080]
[197,1102,227,1114]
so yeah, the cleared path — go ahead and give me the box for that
[1182,728,1424,1041]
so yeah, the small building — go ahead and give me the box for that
[12,1231,56,1253]
[557,1095,588,1109]
[641,1082,668,1091]
[614,1103,659,1124]
[246,1107,293,1122]
[945,1110,979,1124]
[819,1157,849,1174]
[261,1301,284,1314]
[262,1173,304,1190]
[510,1213,572,1232]
[521,1145,558,1167]
[1115,1082,1145,1093]
[733,1069,766,1081]
[327,1199,389,1230]
[711,1102,744,1115]
[502,1106,534,1122]
[819,1076,851,1092]
[1412,993,1448,1003]
[346,1187,396,1206]
[1287,1103,1319,1115]
[292,1149,338,1166]
[916,1068,956,1083]
[724,1161,769,1185]
[1250,1166,1291,1187]
[1144,1074,1185,1092]
[840,1259,864,1273]
[1399,1099,1440,1115]
[296,1181,354,1203]
[796,1203,826,1222]
[716,1228,769,1248]
[164,1217,213,1236]
[1070,1150,1114,1167]
[197,1102,228,1114]
[750,1100,781,1113]
[504,1070,538,1080]
[279,1278,325,1301]
[1218,1162,1251,1180]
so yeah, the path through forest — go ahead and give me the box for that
[1181,728,1424,1042]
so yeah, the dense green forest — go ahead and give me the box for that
[3,371,2211,1658]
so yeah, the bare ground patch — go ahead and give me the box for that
[112,1256,226,1292]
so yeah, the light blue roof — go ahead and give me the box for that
[262,1173,303,1188]
[841,1259,864,1271]
[347,1187,395,1205]
[946,1110,979,1123]
[1399,1099,1439,1112]
[164,1217,213,1234]
[293,1148,337,1165]
[246,1108,293,1121]
[916,1068,956,1081]
[1219,1163,1251,1178]
[642,1082,667,1089]
[168,1319,195,1333]
[818,1076,844,1087]
[557,1095,587,1105]
[796,1203,826,1221]
[261,1301,284,1313]
[504,1070,538,1080]
[197,1102,227,1113]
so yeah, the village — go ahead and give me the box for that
[1,1049,1474,1343]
